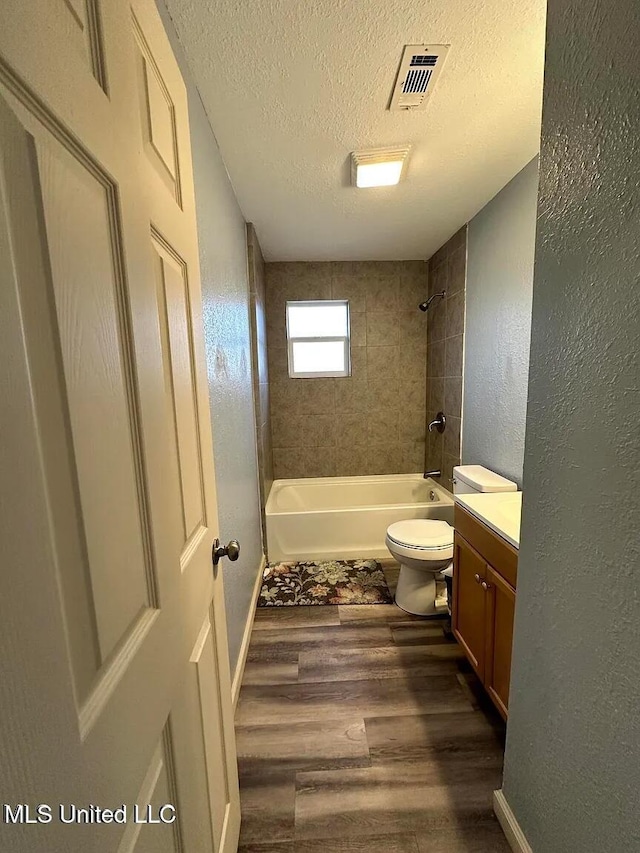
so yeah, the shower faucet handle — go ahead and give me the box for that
[427,412,446,434]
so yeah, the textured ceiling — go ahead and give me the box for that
[163,0,546,261]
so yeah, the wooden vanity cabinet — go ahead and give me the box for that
[453,534,488,678]
[484,565,516,718]
[452,506,518,720]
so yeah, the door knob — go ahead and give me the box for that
[212,538,240,566]
[481,580,491,591]
[474,573,482,584]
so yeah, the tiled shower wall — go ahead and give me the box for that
[265,261,429,479]
[247,224,273,534]
[426,226,467,484]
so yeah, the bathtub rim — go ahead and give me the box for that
[265,473,454,517]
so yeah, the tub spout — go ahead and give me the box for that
[424,470,441,479]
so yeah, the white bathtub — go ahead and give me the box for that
[265,474,454,563]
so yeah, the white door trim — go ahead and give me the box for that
[232,555,266,708]
[494,789,533,853]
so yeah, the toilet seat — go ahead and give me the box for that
[386,519,453,562]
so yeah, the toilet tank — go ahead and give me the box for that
[453,465,517,495]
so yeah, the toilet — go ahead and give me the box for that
[386,465,517,616]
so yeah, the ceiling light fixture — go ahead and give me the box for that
[351,145,411,188]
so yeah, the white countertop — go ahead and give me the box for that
[455,492,522,549]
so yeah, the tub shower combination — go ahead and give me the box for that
[265,474,454,563]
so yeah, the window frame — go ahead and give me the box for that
[285,299,351,379]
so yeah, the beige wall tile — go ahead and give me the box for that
[445,334,464,378]
[399,346,427,382]
[398,409,427,444]
[446,290,465,339]
[397,377,426,411]
[427,298,446,342]
[428,376,445,415]
[426,226,467,471]
[398,311,428,350]
[270,379,305,413]
[366,312,400,345]
[365,278,399,313]
[273,447,307,479]
[293,262,332,283]
[427,341,445,376]
[444,377,463,419]
[442,453,461,484]
[400,260,427,277]
[444,415,461,458]
[448,246,466,295]
[452,225,467,250]
[426,429,444,474]
[367,347,400,382]
[335,445,370,476]
[354,260,397,279]
[367,445,404,475]
[268,346,289,382]
[349,346,367,380]
[402,441,426,474]
[330,261,359,276]
[300,379,335,414]
[331,268,367,312]
[350,312,367,346]
[302,446,336,478]
[263,259,453,480]
[430,244,448,270]
[335,378,368,414]
[272,412,336,450]
[398,263,429,311]
[428,259,448,296]
[288,279,333,301]
[368,410,399,447]
[266,305,286,348]
[266,261,294,280]
[298,414,337,448]
[335,413,366,447]
[366,379,398,412]
[271,412,304,448]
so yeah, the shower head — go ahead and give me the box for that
[418,291,446,312]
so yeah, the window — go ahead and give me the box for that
[286,300,350,378]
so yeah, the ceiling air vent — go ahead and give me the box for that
[388,44,450,111]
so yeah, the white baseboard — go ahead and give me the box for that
[493,790,533,853]
[231,553,266,709]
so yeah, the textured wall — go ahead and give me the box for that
[502,1,640,850]
[247,224,273,538]
[158,3,263,677]
[426,228,467,484]
[463,159,538,486]
[265,262,429,478]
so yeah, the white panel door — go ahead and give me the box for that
[0,1,240,852]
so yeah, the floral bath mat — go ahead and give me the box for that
[258,559,393,607]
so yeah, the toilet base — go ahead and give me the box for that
[395,564,439,616]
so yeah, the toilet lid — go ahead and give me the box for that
[386,519,453,550]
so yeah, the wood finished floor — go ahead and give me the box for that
[235,565,509,852]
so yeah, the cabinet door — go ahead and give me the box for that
[485,566,516,720]
[453,534,488,680]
